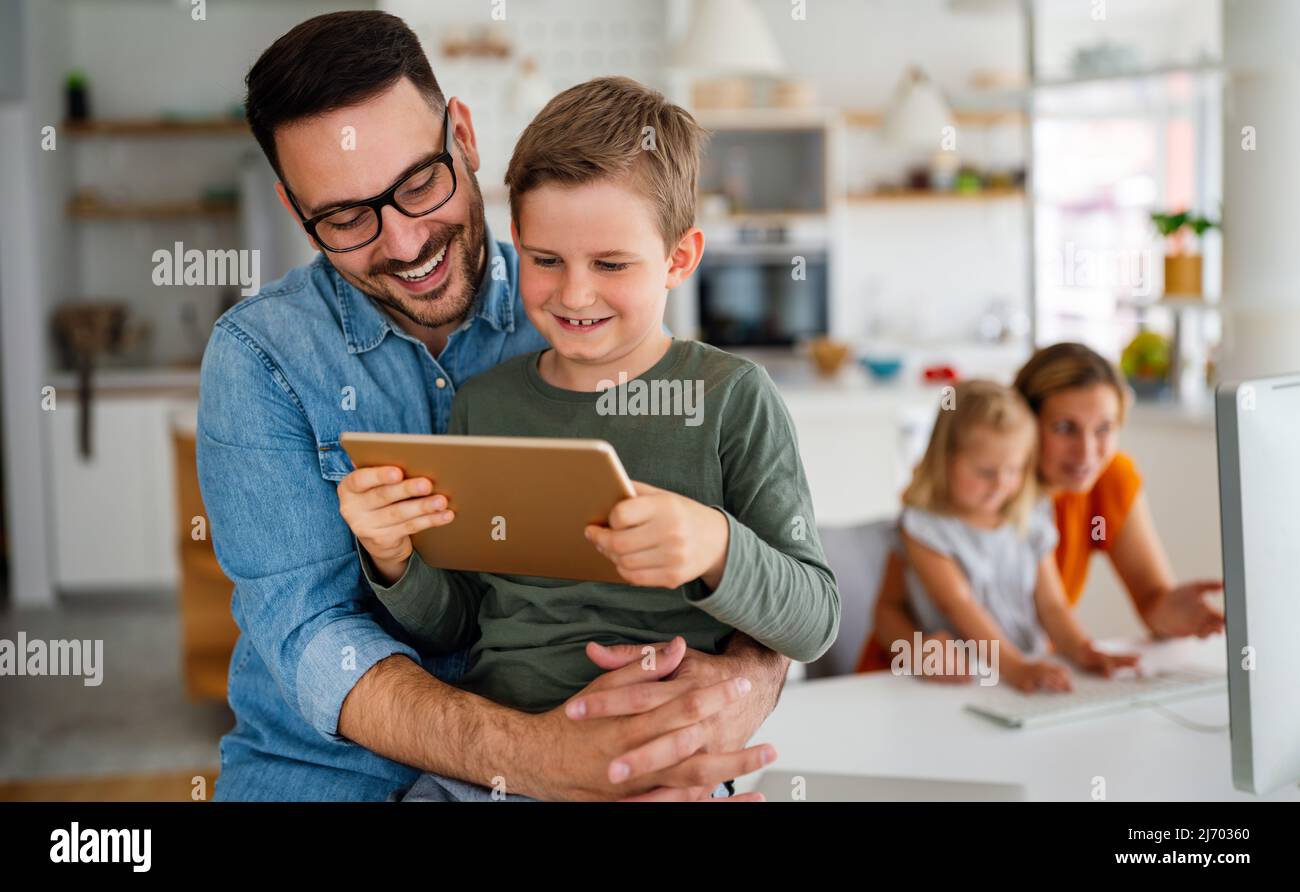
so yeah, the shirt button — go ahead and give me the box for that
[435,377,447,389]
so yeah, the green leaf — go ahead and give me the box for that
[1151,211,1189,237]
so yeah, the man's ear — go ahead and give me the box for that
[665,227,705,289]
[448,97,481,173]
[274,181,322,252]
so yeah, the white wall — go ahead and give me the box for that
[0,0,67,607]
[28,0,74,328]
[832,198,1028,344]
[1033,0,1222,80]
[46,0,372,368]
[755,0,1029,345]
[750,0,1025,108]
[0,103,54,608]
[381,0,1031,345]
[383,0,672,239]
[64,0,373,118]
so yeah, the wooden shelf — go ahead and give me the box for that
[67,198,239,221]
[1031,62,1225,92]
[440,40,511,59]
[1118,295,1221,312]
[691,107,1024,131]
[693,106,841,128]
[64,118,249,137]
[844,108,1026,128]
[846,188,1025,204]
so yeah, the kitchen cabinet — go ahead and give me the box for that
[48,384,197,592]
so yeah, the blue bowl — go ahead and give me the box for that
[860,356,904,381]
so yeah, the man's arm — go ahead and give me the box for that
[198,324,429,743]
[704,632,788,750]
[199,323,767,799]
[336,654,527,780]
[341,643,772,800]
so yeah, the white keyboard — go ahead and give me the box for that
[965,667,1226,729]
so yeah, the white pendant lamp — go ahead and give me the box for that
[672,0,787,75]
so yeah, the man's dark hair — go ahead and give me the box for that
[245,11,445,183]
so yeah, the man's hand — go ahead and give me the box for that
[522,637,772,801]
[585,482,730,590]
[564,634,788,797]
[658,639,783,754]
[1142,580,1225,639]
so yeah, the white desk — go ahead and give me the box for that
[740,636,1300,802]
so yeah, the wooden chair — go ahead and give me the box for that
[171,422,238,701]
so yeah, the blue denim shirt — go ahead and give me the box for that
[197,234,547,801]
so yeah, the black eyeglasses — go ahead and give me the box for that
[286,105,458,253]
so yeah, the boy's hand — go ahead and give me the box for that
[1003,658,1073,694]
[337,465,455,584]
[1073,641,1142,677]
[585,482,729,590]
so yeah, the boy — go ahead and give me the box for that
[337,76,839,801]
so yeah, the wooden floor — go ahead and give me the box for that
[0,768,220,802]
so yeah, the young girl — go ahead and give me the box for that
[894,380,1138,692]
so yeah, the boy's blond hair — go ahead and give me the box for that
[903,380,1040,531]
[504,76,707,254]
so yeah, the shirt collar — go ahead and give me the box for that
[331,225,516,355]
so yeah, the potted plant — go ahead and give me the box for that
[1151,210,1218,297]
[65,69,91,122]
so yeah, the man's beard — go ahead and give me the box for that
[335,168,487,331]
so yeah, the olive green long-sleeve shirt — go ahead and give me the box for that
[363,339,839,712]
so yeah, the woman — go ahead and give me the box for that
[858,342,1224,679]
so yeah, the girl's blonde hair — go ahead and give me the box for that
[903,379,1040,530]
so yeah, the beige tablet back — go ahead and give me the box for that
[340,433,636,584]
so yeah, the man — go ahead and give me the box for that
[197,10,787,801]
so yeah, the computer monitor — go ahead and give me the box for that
[1216,374,1300,795]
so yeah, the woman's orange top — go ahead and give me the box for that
[853,451,1142,673]
[1052,451,1142,605]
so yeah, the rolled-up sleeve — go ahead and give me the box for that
[197,322,420,742]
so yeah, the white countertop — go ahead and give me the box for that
[740,635,1292,801]
[745,347,1216,427]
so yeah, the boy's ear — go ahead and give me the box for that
[665,227,705,289]
[509,218,521,252]
[275,181,323,253]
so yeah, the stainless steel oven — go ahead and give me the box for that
[696,243,828,347]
